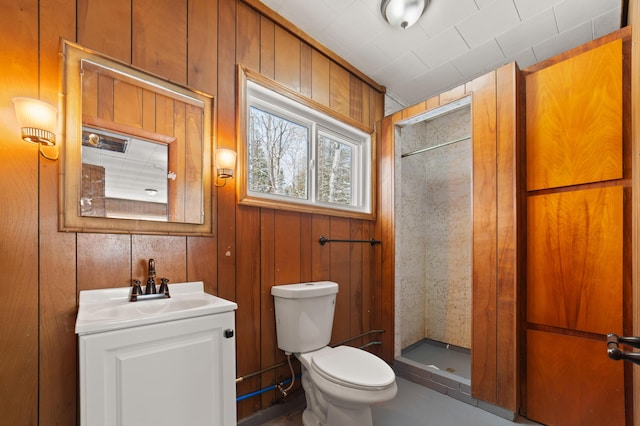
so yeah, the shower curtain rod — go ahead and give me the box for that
[401,135,471,158]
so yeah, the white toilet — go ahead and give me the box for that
[271,281,397,426]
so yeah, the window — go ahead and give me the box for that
[238,68,373,219]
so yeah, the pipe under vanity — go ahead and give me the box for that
[130,258,171,302]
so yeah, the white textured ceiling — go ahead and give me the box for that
[259,0,624,107]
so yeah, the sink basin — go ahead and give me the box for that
[75,281,237,335]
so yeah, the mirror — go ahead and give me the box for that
[60,40,214,235]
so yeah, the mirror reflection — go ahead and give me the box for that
[81,126,170,221]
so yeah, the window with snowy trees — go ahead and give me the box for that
[237,69,373,219]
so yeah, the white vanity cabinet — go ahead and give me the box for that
[76,282,237,426]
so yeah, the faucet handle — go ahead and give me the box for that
[130,279,143,302]
[159,278,170,297]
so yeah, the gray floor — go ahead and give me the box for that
[257,340,540,426]
[260,376,539,425]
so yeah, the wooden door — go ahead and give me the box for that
[524,32,630,425]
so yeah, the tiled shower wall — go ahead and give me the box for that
[396,107,472,351]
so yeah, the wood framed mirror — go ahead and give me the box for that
[60,40,214,235]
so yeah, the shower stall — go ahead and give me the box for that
[394,97,472,381]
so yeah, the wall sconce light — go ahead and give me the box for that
[380,0,429,29]
[12,97,59,160]
[214,148,237,187]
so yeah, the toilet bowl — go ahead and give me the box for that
[297,346,397,426]
[271,281,397,426]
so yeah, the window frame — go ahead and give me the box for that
[237,66,375,220]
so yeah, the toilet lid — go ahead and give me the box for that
[311,346,395,390]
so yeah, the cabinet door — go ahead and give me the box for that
[526,39,622,191]
[79,313,236,426]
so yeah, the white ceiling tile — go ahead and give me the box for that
[554,0,621,32]
[513,0,562,20]
[456,0,521,49]
[322,2,384,53]
[451,39,505,76]
[496,8,558,57]
[532,21,593,62]
[414,27,469,69]
[594,7,623,38]
[373,52,429,86]
[417,0,479,38]
[510,47,538,69]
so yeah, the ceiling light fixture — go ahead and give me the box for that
[380,0,429,30]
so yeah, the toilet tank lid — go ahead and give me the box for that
[271,281,338,299]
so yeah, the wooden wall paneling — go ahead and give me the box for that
[142,89,156,131]
[274,211,302,284]
[113,80,143,128]
[260,16,275,78]
[300,213,313,282]
[495,63,520,411]
[131,235,187,283]
[77,0,132,62]
[329,62,350,118]
[97,74,114,121]
[237,1,260,70]
[349,219,365,347]
[526,39,623,191]
[274,26,301,92]
[259,209,277,411]
[439,84,467,105]
[235,205,261,416]
[377,116,394,362]
[311,50,330,107]
[527,186,624,334]
[39,0,78,423]
[77,234,132,290]
[216,0,237,303]
[0,2,39,424]
[82,67,98,117]
[234,9,262,415]
[311,214,331,281]
[187,0,218,95]
[471,70,499,404]
[186,0,218,297]
[329,216,352,345]
[349,76,363,123]
[132,0,187,84]
[300,43,313,99]
[527,330,625,425]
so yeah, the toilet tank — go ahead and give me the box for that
[271,281,339,354]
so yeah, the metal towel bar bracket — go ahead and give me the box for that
[319,236,382,246]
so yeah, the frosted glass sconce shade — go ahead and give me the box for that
[13,97,58,146]
[215,148,236,179]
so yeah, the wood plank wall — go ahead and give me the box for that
[0,0,385,424]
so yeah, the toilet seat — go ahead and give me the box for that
[310,346,395,391]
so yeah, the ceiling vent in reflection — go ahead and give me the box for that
[82,129,128,153]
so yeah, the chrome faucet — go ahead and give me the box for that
[129,258,171,302]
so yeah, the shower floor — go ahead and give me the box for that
[401,339,470,379]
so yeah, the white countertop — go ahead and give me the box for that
[75,281,237,335]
